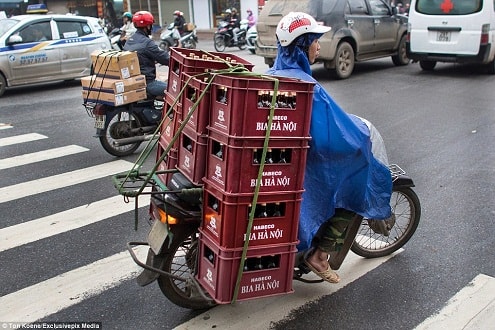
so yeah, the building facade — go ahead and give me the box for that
[1,0,267,31]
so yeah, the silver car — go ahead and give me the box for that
[0,14,112,97]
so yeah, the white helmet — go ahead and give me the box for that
[276,12,331,47]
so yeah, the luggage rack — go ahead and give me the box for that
[388,163,406,182]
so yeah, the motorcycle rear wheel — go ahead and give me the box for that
[99,110,142,157]
[351,187,421,258]
[157,225,215,310]
[214,35,226,52]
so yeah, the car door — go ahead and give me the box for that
[344,0,375,55]
[6,19,60,85]
[54,18,95,76]
[368,0,400,51]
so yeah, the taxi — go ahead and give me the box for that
[0,14,112,97]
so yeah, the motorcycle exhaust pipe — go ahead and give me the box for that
[112,134,156,146]
[129,125,157,134]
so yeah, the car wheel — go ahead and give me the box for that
[333,41,354,79]
[392,35,409,66]
[419,60,436,71]
[0,74,6,97]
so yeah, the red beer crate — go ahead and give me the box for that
[206,131,309,194]
[159,105,180,151]
[196,231,297,304]
[209,74,315,138]
[155,144,178,185]
[177,125,208,185]
[201,180,302,248]
[180,72,211,135]
[167,48,254,101]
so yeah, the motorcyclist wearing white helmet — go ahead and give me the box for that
[267,12,393,284]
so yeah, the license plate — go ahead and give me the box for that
[148,220,169,255]
[94,115,105,129]
[437,31,451,42]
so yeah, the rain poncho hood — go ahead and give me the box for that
[267,38,392,250]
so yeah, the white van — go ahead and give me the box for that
[406,0,495,72]
[0,14,112,97]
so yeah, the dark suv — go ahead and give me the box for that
[255,0,409,79]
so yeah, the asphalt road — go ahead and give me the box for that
[0,40,494,329]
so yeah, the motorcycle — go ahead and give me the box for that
[84,98,163,157]
[108,27,123,51]
[246,25,257,54]
[159,22,198,53]
[213,19,249,52]
[125,162,421,310]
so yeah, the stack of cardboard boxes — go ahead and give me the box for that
[81,50,147,106]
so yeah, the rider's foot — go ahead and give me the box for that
[304,248,340,283]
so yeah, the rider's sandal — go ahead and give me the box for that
[304,250,340,284]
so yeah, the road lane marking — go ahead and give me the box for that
[0,123,13,130]
[414,274,495,330]
[0,246,148,323]
[0,133,47,147]
[0,193,150,252]
[175,250,402,330]
[0,160,134,204]
[0,145,89,170]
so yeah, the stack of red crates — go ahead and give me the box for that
[197,74,316,304]
[154,48,316,304]
[155,48,253,185]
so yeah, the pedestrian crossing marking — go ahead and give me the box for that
[0,194,149,252]
[0,160,134,204]
[0,145,89,170]
[0,133,47,147]
[0,246,149,323]
[414,274,495,329]
[0,123,13,130]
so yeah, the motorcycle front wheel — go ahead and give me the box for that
[157,225,216,310]
[99,110,142,157]
[351,187,421,258]
[213,35,226,52]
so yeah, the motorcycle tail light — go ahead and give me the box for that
[92,104,107,116]
[157,207,178,225]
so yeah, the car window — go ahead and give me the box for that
[56,20,92,39]
[416,0,482,15]
[16,22,50,43]
[348,0,369,14]
[369,0,390,15]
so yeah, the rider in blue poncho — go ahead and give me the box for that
[267,12,393,283]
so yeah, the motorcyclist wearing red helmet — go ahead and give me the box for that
[124,11,169,99]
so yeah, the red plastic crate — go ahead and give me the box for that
[177,125,208,185]
[206,131,309,194]
[209,74,315,138]
[196,232,297,304]
[159,105,180,151]
[180,72,211,135]
[155,144,178,185]
[167,48,254,101]
[201,181,302,248]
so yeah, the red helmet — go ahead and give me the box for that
[132,11,154,28]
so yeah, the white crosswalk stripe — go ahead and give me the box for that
[0,246,148,323]
[0,133,47,146]
[0,145,89,170]
[0,159,134,204]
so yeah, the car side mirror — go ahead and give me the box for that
[7,34,23,45]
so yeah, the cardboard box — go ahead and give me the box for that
[82,88,147,106]
[80,75,147,94]
[91,50,141,79]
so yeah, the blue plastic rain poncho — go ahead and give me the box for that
[267,35,392,251]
